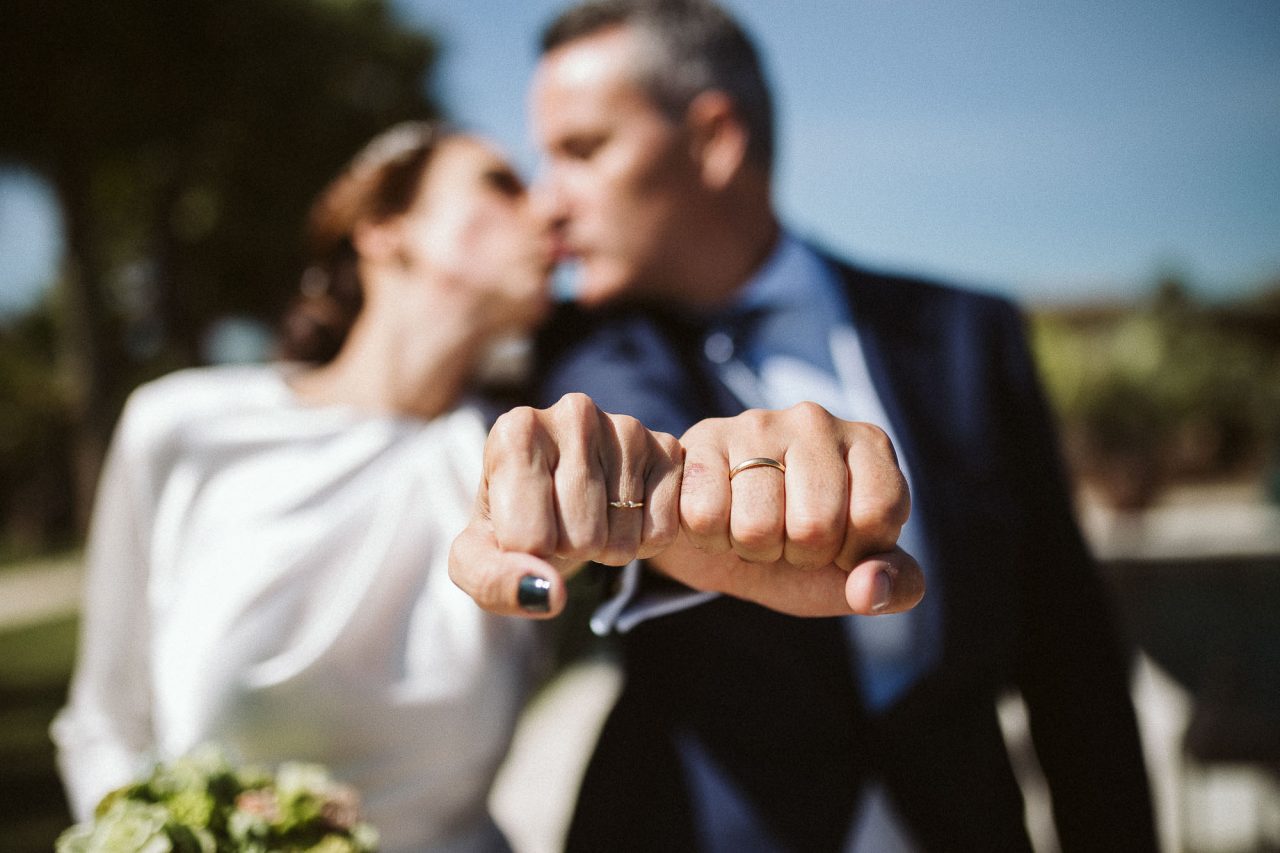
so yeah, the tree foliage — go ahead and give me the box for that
[0,0,440,547]
[1032,279,1280,510]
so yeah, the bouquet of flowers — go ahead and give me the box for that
[56,745,379,852]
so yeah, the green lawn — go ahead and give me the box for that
[0,547,81,577]
[0,615,78,851]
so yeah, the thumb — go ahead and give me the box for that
[449,520,567,618]
[843,547,926,615]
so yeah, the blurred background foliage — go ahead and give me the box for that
[1032,278,1280,511]
[1,1,442,846]
[2,2,1278,849]
[1,0,440,557]
[3,0,1279,558]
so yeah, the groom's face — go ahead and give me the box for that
[531,26,704,307]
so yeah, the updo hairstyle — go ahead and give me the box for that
[278,121,446,363]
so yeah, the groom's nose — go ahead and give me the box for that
[528,167,570,230]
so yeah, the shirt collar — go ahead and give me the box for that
[732,232,851,327]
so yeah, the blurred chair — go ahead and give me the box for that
[1104,549,1280,852]
[1179,662,1280,852]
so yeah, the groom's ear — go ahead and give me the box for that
[686,91,749,191]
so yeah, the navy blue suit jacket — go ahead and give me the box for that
[535,255,1156,851]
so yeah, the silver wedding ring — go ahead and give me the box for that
[728,457,786,480]
[608,499,645,509]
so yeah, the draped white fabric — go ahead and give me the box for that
[52,365,535,853]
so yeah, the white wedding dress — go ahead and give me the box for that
[52,364,537,853]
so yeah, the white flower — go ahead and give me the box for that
[273,761,334,800]
[59,744,380,852]
[56,801,172,853]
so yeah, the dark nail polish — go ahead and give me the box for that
[518,575,552,613]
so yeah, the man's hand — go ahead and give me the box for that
[449,393,683,618]
[650,402,923,616]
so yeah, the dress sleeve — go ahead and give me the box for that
[50,395,160,819]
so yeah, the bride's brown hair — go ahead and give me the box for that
[278,121,446,363]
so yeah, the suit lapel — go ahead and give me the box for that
[833,258,1018,689]
[833,259,941,528]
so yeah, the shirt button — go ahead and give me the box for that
[704,331,734,364]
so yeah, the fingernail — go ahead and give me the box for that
[871,570,893,613]
[518,575,552,613]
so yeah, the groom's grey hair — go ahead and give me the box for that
[541,0,775,173]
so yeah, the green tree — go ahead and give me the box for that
[1033,278,1280,510]
[0,0,439,536]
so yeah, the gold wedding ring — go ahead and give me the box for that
[608,499,645,509]
[728,457,786,480]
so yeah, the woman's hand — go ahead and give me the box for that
[449,393,683,617]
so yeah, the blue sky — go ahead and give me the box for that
[2,0,1277,314]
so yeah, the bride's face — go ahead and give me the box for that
[393,136,555,333]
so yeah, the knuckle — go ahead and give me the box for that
[558,461,601,503]
[680,459,718,495]
[612,413,644,441]
[499,525,556,559]
[738,407,772,434]
[594,550,631,568]
[789,400,833,429]
[649,437,684,482]
[857,421,897,460]
[612,415,648,475]
[889,474,912,526]
[564,524,607,559]
[599,532,641,567]
[679,419,706,443]
[680,415,724,443]
[848,499,900,551]
[488,406,539,448]
[680,501,722,539]
[733,517,783,549]
[645,516,679,552]
[557,391,597,423]
[654,430,682,458]
[787,511,839,549]
[847,494,881,531]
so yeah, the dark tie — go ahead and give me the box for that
[732,302,839,379]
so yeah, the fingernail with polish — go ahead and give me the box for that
[871,570,893,613]
[518,575,552,613]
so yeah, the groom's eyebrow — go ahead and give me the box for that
[556,131,608,160]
